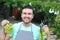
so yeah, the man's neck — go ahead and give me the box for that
[23,22,31,27]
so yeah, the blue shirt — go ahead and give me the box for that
[11,22,40,40]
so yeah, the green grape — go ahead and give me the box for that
[39,30,46,40]
[4,23,12,35]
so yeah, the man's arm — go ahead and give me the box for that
[5,34,10,40]
[0,29,5,40]
[1,20,11,40]
[46,32,50,40]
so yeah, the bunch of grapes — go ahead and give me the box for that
[4,23,12,35]
[39,30,46,40]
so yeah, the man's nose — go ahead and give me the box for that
[25,13,29,17]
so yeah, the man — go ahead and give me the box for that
[1,5,50,40]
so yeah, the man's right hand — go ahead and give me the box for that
[1,20,10,27]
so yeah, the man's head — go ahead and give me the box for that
[21,5,34,24]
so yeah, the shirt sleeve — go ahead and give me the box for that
[10,22,21,39]
[36,28,40,40]
[10,23,18,38]
[33,26,40,40]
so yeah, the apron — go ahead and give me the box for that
[15,23,34,40]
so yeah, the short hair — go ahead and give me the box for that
[21,5,34,13]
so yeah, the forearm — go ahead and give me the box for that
[5,34,10,40]
[47,32,50,40]
[0,29,5,40]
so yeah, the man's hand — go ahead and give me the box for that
[42,25,49,34]
[42,25,50,40]
[1,20,10,40]
[1,20,9,27]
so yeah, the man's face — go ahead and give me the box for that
[21,8,34,24]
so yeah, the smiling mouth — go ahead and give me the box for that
[24,17,30,19]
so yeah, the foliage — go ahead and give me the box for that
[54,14,60,38]
[0,0,60,38]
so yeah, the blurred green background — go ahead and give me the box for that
[0,0,60,39]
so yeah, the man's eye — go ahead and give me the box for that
[23,13,26,14]
[28,13,31,15]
